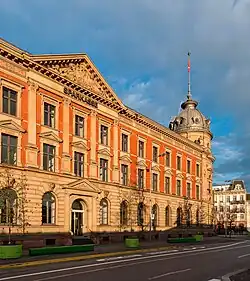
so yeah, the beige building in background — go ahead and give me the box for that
[0,38,215,243]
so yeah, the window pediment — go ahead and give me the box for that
[176,171,184,179]
[39,131,63,143]
[137,159,147,168]
[63,178,101,194]
[98,148,113,157]
[71,141,89,151]
[196,177,201,184]
[164,167,173,176]
[151,164,161,172]
[0,119,25,133]
[119,154,132,163]
[186,175,192,181]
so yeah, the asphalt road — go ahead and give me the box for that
[1,241,250,281]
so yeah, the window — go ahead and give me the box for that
[100,199,108,225]
[138,140,144,158]
[43,144,56,172]
[233,195,237,202]
[196,164,200,177]
[165,177,170,194]
[1,134,17,165]
[240,214,245,220]
[120,201,128,226]
[177,180,181,196]
[165,206,170,226]
[187,160,191,173]
[177,156,181,170]
[176,207,182,227]
[196,185,200,200]
[152,173,158,191]
[75,115,84,137]
[240,195,244,202]
[121,164,128,185]
[44,102,55,128]
[152,204,158,227]
[187,182,191,198]
[220,206,223,212]
[2,86,17,116]
[226,196,230,203]
[121,134,128,152]
[74,152,84,177]
[100,125,108,145]
[137,203,144,226]
[138,169,144,189]
[42,192,55,224]
[100,158,108,182]
[226,206,230,213]
[0,189,17,224]
[165,151,170,167]
[153,146,158,162]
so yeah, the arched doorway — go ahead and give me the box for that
[71,199,85,236]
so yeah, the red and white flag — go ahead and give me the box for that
[187,52,191,73]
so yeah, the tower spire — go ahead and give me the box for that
[187,51,191,100]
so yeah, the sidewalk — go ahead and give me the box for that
[0,236,244,267]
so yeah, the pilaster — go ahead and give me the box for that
[61,98,71,174]
[90,110,97,179]
[26,79,38,168]
[112,119,119,183]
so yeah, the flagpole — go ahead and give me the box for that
[187,52,191,100]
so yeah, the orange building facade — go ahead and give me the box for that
[0,39,214,238]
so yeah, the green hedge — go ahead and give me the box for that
[167,237,197,243]
[29,244,94,256]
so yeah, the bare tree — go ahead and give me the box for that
[0,168,31,243]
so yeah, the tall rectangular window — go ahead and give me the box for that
[152,173,158,191]
[100,125,108,145]
[196,164,200,177]
[43,144,56,172]
[138,140,144,158]
[165,177,170,194]
[1,134,17,165]
[100,158,108,181]
[74,152,84,177]
[177,156,181,170]
[165,151,170,167]
[121,164,128,185]
[44,102,55,128]
[187,160,191,174]
[153,146,158,162]
[226,196,230,202]
[196,185,200,200]
[177,180,181,196]
[138,169,144,189]
[121,134,128,152]
[75,115,84,137]
[187,182,191,198]
[2,87,17,116]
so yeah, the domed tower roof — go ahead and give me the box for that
[169,53,213,139]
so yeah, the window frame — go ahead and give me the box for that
[74,151,84,177]
[1,133,18,165]
[43,143,56,172]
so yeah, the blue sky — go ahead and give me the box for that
[1,0,250,188]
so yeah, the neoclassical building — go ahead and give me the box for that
[0,38,214,240]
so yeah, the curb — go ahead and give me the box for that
[222,268,248,281]
[0,245,177,270]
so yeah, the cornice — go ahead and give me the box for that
[0,40,207,154]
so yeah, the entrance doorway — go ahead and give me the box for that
[71,199,84,236]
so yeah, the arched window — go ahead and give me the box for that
[42,192,55,224]
[165,206,170,227]
[120,201,128,226]
[186,209,191,227]
[100,198,108,225]
[176,207,182,227]
[137,203,144,226]
[0,189,17,224]
[152,204,158,227]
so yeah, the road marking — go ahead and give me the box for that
[148,268,191,280]
[0,241,247,281]
[96,254,142,262]
[238,253,250,259]
[147,250,179,255]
